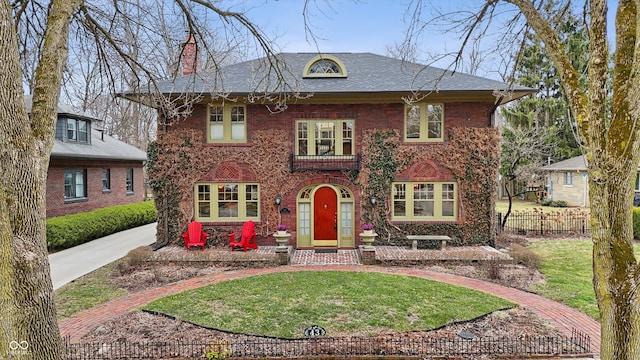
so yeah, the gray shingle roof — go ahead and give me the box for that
[540,154,640,172]
[51,129,147,162]
[127,52,533,100]
[24,95,147,162]
[540,155,588,171]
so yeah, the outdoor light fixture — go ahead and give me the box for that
[370,195,377,206]
[275,194,282,206]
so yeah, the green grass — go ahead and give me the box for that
[528,239,640,320]
[54,262,126,321]
[143,271,514,338]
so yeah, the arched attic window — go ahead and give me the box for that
[303,54,347,78]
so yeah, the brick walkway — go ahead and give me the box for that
[58,263,601,356]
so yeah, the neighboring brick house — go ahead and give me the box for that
[26,96,148,218]
[129,52,533,249]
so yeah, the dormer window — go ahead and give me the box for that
[303,54,347,78]
[56,116,91,143]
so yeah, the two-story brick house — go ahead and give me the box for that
[131,52,532,249]
[27,96,148,218]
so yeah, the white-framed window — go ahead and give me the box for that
[64,169,86,200]
[392,182,457,220]
[404,103,444,142]
[296,120,354,156]
[66,118,89,143]
[207,104,246,143]
[564,172,573,186]
[195,183,259,221]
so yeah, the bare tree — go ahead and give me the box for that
[1,1,299,358]
[403,1,640,358]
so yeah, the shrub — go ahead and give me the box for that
[508,244,542,270]
[485,261,501,280]
[47,201,157,250]
[634,208,640,239]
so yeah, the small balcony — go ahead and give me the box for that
[290,154,361,172]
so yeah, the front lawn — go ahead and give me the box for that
[143,271,514,338]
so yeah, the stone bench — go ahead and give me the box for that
[406,235,451,250]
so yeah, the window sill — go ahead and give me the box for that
[64,197,88,204]
[102,189,112,194]
[126,191,135,196]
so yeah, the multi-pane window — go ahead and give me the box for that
[126,168,134,193]
[195,183,260,221]
[64,169,86,200]
[392,182,457,220]
[66,118,89,143]
[405,103,443,142]
[208,104,246,143]
[102,169,111,191]
[564,172,573,185]
[296,120,354,156]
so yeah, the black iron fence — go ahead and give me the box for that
[290,154,361,171]
[65,329,591,359]
[496,210,591,236]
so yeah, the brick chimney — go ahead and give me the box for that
[181,35,199,76]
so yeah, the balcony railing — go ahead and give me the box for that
[290,154,361,171]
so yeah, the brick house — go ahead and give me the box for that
[130,52,532,249]
[28,96,148,218]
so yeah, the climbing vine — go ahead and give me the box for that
[148,125,500,248]
[357,127,500,246]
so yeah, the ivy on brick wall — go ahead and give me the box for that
[146,129,309,247]
[148,126,500,248]
[357,127,500,246]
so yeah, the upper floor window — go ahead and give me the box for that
[126,168,134,193]
[195,183,260,221]
[302,54,347,78]
[392,182,457,220]
[57,117,90,143]
[208,104,246,143]
[64,169,86,200]
[296,120,354,156]
[404,103,443,142]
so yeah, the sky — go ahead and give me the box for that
[225,0,618,80]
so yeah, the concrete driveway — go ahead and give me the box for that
[49,222,156,290]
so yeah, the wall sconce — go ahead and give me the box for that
[370,195,377,206]
[275,194,282,206]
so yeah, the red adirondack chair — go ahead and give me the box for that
[182,220,208,251]
[229,220,258,252]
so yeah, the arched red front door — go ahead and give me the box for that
[313,186,337,247]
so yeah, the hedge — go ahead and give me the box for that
[47,201,157,250]
[634,208,640,239]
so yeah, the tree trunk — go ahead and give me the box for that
[0,0,82,359]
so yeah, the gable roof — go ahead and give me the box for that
[24,96,147,162]
[122,52,534,104]
[540,154,640,172]
[540,155,588,171]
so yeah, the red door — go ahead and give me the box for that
[314,186,337,246]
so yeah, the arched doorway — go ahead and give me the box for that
[296,184,354,249]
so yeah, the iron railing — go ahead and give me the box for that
[290,154,361,171]
[496,210,591,236]
[64,329,591,359]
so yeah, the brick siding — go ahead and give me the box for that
[46,158,145,218]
